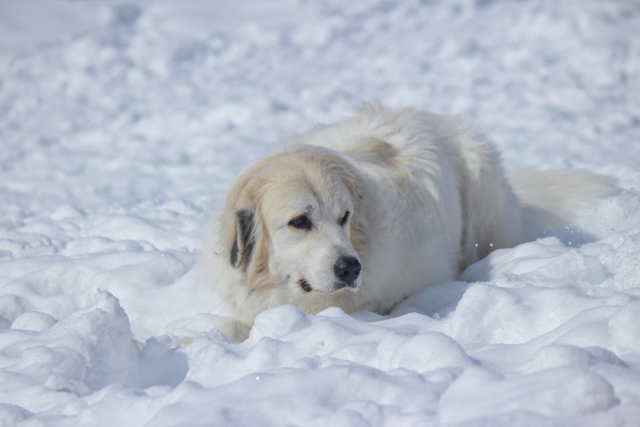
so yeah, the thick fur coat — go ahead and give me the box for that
[202,104,616,327]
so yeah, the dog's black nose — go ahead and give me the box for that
[333,256,361,286]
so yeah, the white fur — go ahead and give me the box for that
[202,103,618,327]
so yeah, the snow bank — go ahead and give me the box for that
[1,0,640,426]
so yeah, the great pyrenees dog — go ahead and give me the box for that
[203,103,616,328]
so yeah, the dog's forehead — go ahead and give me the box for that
[258,155,351,215]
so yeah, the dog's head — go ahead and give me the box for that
[220,146,368,297]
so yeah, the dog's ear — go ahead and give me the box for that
[230,209,255,269]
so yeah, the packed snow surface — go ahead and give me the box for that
[2,0,640,425]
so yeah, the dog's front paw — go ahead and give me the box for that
[164,313,251,344]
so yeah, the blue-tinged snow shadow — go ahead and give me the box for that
[135,338,189,388]
[387,281,471,320]
[521,204,604,248]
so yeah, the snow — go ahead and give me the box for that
[1,0,640,425]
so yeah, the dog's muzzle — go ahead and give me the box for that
[333,256,361,289]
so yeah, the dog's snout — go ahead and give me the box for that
[333,256,361,286]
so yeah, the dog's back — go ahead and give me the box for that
[299,103,618,268]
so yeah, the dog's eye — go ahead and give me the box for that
[288,215,312,230]
[340,211,350,226]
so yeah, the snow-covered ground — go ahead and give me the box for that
[2,0,640,425]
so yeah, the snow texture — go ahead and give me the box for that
[1,0,640,425]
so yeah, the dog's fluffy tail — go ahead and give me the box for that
[508,169,620,243]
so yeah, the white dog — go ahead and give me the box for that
[203,103,616,328]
